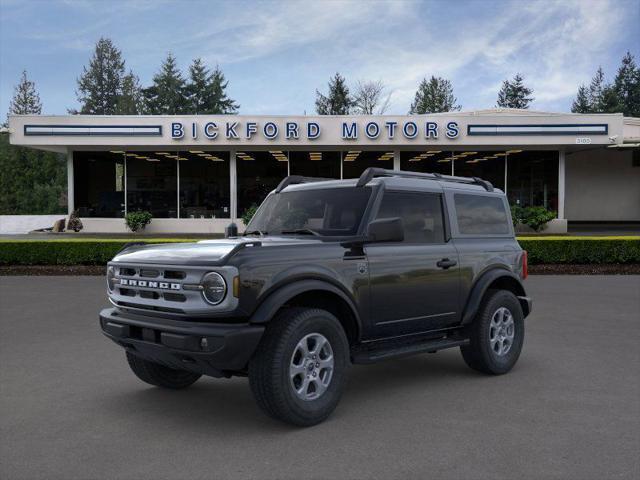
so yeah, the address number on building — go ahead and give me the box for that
[576,137,592,144]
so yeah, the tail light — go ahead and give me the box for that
[522,250,528,279]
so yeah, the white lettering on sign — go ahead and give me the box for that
[576,137,592,144]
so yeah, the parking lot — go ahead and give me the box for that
[1,275,639,480]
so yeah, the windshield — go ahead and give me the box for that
[246,187,372,236]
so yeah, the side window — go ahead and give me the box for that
[454,193,510,235]
[375,191,445,243]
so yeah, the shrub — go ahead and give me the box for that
[125,211,152,232]
[522,206,556,232]
[66,210,83,232]
[241,204,259,226]
[510,205,524,227]
[511,205,556,232]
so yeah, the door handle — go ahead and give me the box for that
[437,258,457,269]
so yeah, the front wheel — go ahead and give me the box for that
[461,290,525,375]
[249,308,350,426]
[126,352,201,389]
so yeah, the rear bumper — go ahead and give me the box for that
[99,307,264,377]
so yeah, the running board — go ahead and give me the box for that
[351,336,469,364]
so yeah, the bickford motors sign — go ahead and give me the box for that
[171,119,461,141]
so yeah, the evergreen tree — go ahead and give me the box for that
[75,37,126,114]
[143,53,188,114]
[186,58,209,114]
[409,76,460,114]
[315,73,353,115]
[613,51,640,117]
[571,85,591,113]
[587,66,607,112]
[207,65,239,114]
[496,73,534,109]
[185,59,239,114]
[2,71,66,214]
[116,71,144,114]
[9,70,42,116]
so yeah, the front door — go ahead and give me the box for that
[365,189,461,338]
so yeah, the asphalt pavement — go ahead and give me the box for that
[1,275,639,480]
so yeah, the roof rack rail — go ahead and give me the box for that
[275,175,335,193]
[356,167,494,192]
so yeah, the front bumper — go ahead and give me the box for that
[99,307,264,377]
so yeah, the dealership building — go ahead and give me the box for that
[8,109,640,233]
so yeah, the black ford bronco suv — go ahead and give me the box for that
[100,168,531,426]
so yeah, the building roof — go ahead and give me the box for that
[431,108,621,117]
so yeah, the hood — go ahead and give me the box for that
[111,236,325,266]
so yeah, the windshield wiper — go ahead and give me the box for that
[280,228,320,236]
[244,230,267,236]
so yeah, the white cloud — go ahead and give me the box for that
[1,0,636,114]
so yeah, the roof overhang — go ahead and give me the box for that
[7,112,627,153]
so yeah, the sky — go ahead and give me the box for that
[0,0,638,117]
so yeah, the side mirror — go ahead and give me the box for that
[366,217,404,243]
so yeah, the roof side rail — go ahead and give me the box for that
[356,167,494,192]
[275,175,335,193]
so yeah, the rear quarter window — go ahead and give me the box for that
[454,193,510,235]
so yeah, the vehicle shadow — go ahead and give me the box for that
[99,350,476,434]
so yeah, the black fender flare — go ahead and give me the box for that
[461,268,530,324]
[249,278,362,333]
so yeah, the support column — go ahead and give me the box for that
[230,149,237,222]
[66,149,74,216]
[504,154,508,194]
[176,158,180,219]
[558,149,566,220]
[393,150,400,170]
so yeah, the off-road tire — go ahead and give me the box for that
[248,307,350,426]
[126,352,201,389]
[461,289,525,375]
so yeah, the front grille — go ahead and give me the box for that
[163,292,186,302]
[140,269,160,278]
[109,263,238,316]
[164,270,186,280]
[139,290,160,300]
[117,287,185,303]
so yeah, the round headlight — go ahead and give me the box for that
[201,272,227,305]
[106,266,116,292]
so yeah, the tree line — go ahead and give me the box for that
[1,37,639,215]
[71,37,239,115]
[4,36,639,119]
[314,53,639,116]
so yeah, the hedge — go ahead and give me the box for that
[0,237,639,266]
[0,239,197,266]
[517,237,640,264]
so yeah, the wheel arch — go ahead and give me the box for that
[462,268,530,324]
[249,279,362,344]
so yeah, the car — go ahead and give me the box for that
[100,167,532,426]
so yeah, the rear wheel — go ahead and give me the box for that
[249,307,349,426]
[461,290,524,375]
[126,352,201,389]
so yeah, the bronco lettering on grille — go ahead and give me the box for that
[119,278,181,290]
